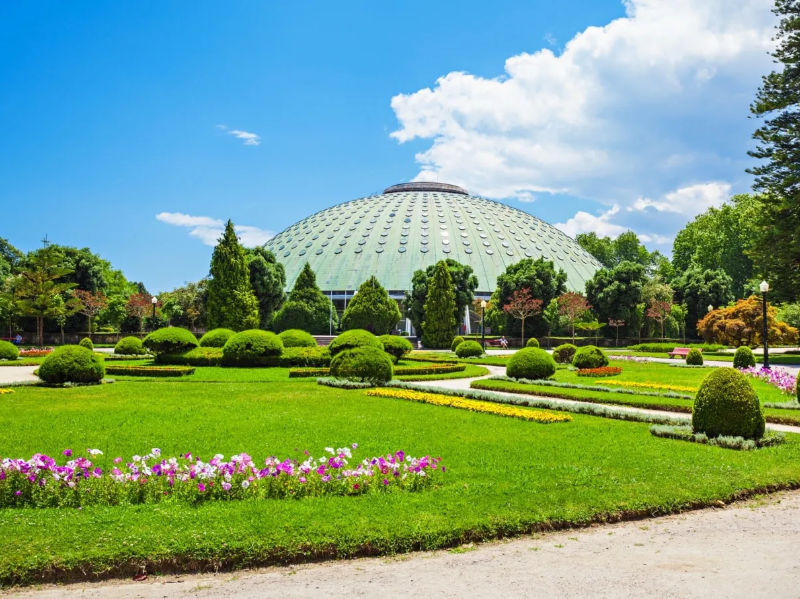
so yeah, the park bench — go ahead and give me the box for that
[668,347,701,359]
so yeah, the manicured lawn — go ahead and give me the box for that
[1,370,800,586]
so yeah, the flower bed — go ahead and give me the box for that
[598,380,697,393]
[104,365,196,377]
[0,389,12,395]
[18,348,52,358]
[739,366,797,396]
[0,445,443,508]
[366,388,571,424]
[577,366,622,377]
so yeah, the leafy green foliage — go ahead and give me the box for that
[278,329,316,348]
[576,231,656,269]
[407,259,478,339]
[199,328,236,348]
[341,276,401,335]
[222,330,284,366]
[733,346,756,369]
[272,263,337,334]
[78,337,93,350]
[377,335,413,363]
[38,345,104,384]
[246,246,286,329]
[454,340,483,358]
[329,329,383,356]
[114,336,145,355]
[0,340,19,360]
[552,343,577,364]
[526,338,540,348]
[206,220,260,331]
[686,348,703,366]
[572,346,609,369]
[672,264,734,337]
[507,347,556,379]
[698,296,798,346]
[421,261,458,349]
[143,327,199,355]
[692,369,765,439]
[450,336,464,352]
[585,261,645,337]
[329,346,393,384]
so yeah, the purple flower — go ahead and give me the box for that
[63,449,72,457]
[197,483,206,492]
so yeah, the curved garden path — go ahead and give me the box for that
[0,366,37,385]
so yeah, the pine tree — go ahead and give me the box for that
[273,263,338,334]
[748,0,800,301]
[246,246,286,329]
[206,220,259,330]
[341,276,401,334]
[421,261,457,348]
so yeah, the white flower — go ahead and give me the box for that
[325,447,335,454]
[151,448,161,456]
[241,480,250,489]
[87,448,103,456]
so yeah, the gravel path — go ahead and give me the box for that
[0,366,37,385]
[7,490,800,598]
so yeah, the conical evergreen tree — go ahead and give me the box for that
[273,263,338,333]
[421,261,457,348]
[206,220,259,330]
[341,276,401,334]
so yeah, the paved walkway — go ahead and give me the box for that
[0,366,37,385]
[7,490,800,598]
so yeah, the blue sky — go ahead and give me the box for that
[0,1,776,292]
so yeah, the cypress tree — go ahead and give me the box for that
[421,261,457,348]
[273,263,338,333]
[206,220,259,330]
[341,276,401,334]
[246,246,286,329]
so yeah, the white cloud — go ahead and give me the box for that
[629,181,730,216]
[216,124,261,146]
[555,204,626,238]
[156,212,273,247]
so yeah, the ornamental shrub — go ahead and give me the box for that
[0,340,19,361]
[340,276,402,335]
[199,328,236,348]
[143,327,199,355]
[553,343,577,364]
[421,261,457,349]
[328,329,383,357]
[526,338,540,348]
[686,348,703,366]
[692,368,765,439]
[222,330,284,366]
[278,329,316,348]
[78,337,93,350]
[733,346,756,369]
[455,340,483,358]
[272,263,337,334]
[451,336,465,352]
[507,347,556,380]
[38,345,105,384]
[329,346,393,384]
[114,336,145,355]
[572,345,608,369]
[378,335,413,363]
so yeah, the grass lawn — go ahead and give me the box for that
[1,368,800,586]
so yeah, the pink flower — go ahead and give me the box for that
[113,457,122,464]
[63,449,72,457]
[197,483,206,492]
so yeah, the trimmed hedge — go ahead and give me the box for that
[455,340,483,358]
[105,365,195,377]
[378,335,413,363]
[278,329,317,348]
[143,327,199,355]
[290,363,466,378]
[0,340,19,361]
[78,338,93,350]
[572,345,608,369]
[158,345,331,367]
[733,346,756,369]
[450,336,465,352]
[222,330,284,366]
[526,338,540,348]
[199,328,236,348]
[38,345,105,384]
[552,343,577,364]
[628,343,725,353]
[686,348,703,366]
[507,348,556,380]
[114,336,145,355]
[329,346,393,384]
[328,329,383,356]
[692,368,765,439]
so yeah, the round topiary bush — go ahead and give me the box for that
[692,368,765,439]
[733,345,756,369]
[450,336,465,352]
[378,335,413,363]
[329,346,393,384]
[38,345,105,384]
[0,340,19,361]
[143,327,199,355]
[686,348,703,366]
[78,337,93,350]
[553,343,577,364]
[526,338,540,348]
[507,347,556,380]
[455,340,483,358]
[222,330,284,366]
[328,329,383,356]
[572,345,609,369]
[278,329,316,348]
[114,336,145,355]
[199,328,236,348]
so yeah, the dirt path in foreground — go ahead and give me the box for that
[6,490,800,599]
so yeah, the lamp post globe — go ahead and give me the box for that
[707,304,713,313]
[759,281,769,369]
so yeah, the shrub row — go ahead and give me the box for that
[483,375,693,399]
[104,365,196,377]
[627,343,725,352]
[289,363,467,378]
[650,425,784,450]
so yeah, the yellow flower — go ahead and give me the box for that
[366,388,571,423]
[598,380,697,393]
[0,389,13,395]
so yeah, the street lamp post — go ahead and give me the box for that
[708,304,713,314]
[480,299,487,351]
[760,280,770,369]
[151,296,157,321]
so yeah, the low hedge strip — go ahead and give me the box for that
[484,375,693,399]
[104,365,196,377]
[291,363,467,378]
[649,424,784,450]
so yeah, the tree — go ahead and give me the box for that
[246,246,286,329]
[125,293,152,335]
[272,263,337,334]
[647,300,672,339]
[206,220,259,331]
[10,246,77,346]
[671,303,688,342]
[632,303,646,342]
[502,288,543,347]
[697,296,798,347]
[490,258,567,338]
[576,319,605,344]
[557,292,591,339]
[673,265,734,337]
[421,261,457,349]
[585,261,646,337]
[0,238,22,280]
[542,298,560,339]
[408,259,478,338]
[341,276,401,334]
[576,231,655,269]
[575,233,615,267]
[748,0,800,301]
[157,280,207,330]
[73,290,107,339]
[51,293,80,345]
